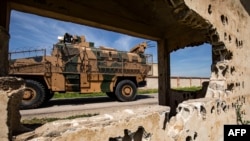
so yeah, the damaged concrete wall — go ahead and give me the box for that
[167,0,250,140]
[13,97,250,141]
[0,77,31,141]
[165,0,250,140]
[184,0,250,99]
[15,105,171,141]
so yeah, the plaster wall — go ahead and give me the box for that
[183,0,250,97]
[164,0,250,126]
[0,77,30,141]
[14,96,250,141]
[169,0,250,140]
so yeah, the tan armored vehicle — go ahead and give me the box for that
[8,33,152,109]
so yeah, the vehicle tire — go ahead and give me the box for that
[106,92,117,99]
[21,79,46,109]
[115,80,137,102]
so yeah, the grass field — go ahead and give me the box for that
[174,86,202,91]
[53,87,201,99]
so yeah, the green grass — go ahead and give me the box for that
[137,88,158,94]
[53,89,158,99]
[53,87,201,99]
[22,113,99,125]
[173,86,202,91]
[236,104,250,125]
[53,92,106,99]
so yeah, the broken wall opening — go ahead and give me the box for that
[168,43,212,116]
[9,9,158,106]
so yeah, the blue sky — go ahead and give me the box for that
[9,10,212,77]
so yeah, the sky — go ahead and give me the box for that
[9,10,212,77]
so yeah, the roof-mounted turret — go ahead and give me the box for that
[57,33,94,47]
[129,42,147,54]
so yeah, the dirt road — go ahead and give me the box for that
[20,94,159,120]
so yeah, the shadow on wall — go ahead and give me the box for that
[169,81,209,117]
[240,0,250,15]
[109,126,152,141]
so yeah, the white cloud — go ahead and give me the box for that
[113,35,135,51]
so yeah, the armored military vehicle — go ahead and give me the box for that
[8,33,152,109]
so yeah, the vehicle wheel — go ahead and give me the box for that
[106,92,117,99]
[115,80,137,102]
[21,79,46,109]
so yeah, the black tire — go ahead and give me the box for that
[115,80,137,102]
[21,79,46,109]
[106,92,117,99]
